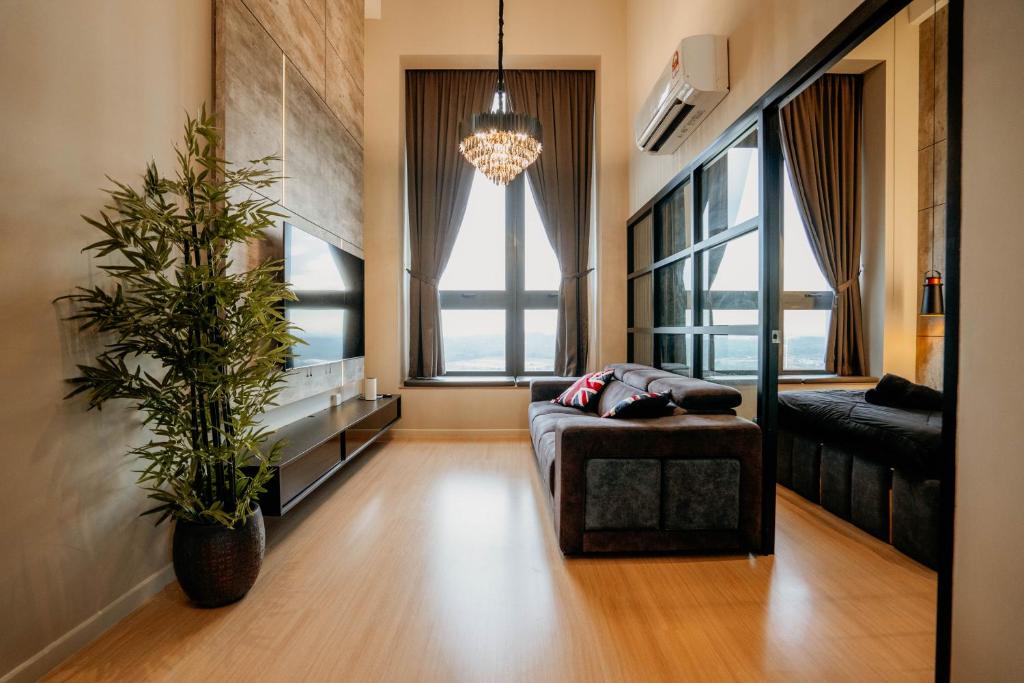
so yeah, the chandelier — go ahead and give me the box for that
[459,0,542,186]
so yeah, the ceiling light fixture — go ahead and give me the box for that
[458,0,542,186]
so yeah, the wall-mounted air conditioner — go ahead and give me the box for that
[635,35,729,154]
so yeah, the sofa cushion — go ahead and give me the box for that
[778,389,941,475]
[648,376,742,411]
[601,391,673,419]
[528,401,583,422]
[551,369,614,411]
[606,363,742,411]
[528,401,600,458]
[594,379,637,417]
[866,373,943,411]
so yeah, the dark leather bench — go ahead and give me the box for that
[777,389,942,568]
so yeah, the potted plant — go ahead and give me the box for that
[62,108,298,607]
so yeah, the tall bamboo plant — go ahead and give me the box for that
[62,108,299,528]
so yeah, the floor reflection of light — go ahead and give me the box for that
[425,470,558,680]
[761,533,816,673]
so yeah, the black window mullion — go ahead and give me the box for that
[691,167,704,379]
[506,177,521,376]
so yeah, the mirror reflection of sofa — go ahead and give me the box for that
[529,363,763,555]
[777,377,943,568]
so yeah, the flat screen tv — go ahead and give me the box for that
[283,223,364,369]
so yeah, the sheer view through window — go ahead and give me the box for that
[699,128,760,377]
[439,172,559,374]
[783,165,833,372]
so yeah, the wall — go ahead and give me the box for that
[363,0,629,430]
[841,14,921,380]
[915,6,948,389]
[952,0,1024,678]
[626,1,921,381]
[0,2,213,680]
[860,62,888,376]
[627,0,863,213]
[217,0,367,412]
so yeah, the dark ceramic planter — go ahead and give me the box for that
[172,507,266,608]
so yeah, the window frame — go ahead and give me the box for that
[627,125,764,379]
[439,175,559,377]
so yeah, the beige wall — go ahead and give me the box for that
[915,6,948,390]
[952,0,1024,677]
[0,2,213,680]
[627,0,862,213]
[842,14,921,380]
[626,2,921,381]
[363,0,629,429]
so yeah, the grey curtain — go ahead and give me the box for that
[507,71,596,376]
[405,70,493,377]
[779,75,868,376]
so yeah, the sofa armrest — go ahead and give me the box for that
[530,377,577,403]
[552,414,762,553]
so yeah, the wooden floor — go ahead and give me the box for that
[46,435,936,682]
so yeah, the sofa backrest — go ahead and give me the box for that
[604,363,742,413]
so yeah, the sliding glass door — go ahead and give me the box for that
[627,122,776,552]
[628,126,762,384]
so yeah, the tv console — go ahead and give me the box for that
[251,394,401,516]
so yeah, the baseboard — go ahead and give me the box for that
[1,564,175,683]
[384,428,530,441]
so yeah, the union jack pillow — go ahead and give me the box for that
[601,391,673,419]
[551,369,615,411]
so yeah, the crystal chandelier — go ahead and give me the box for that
[459,0,542,186]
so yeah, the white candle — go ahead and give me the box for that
[363,377,378,400]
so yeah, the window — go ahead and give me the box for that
[781,163,834,372]
[439,172,559,375]
[698,127,761,378]
[627,126,761,381]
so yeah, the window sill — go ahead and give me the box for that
[404,376,519,388]
[707,375,879,387]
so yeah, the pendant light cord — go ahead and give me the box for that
[497,0,506,92]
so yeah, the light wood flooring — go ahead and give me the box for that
[46,435,937,682]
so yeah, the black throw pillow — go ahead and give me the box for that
[865,373,943,411]
[601,391,674,419]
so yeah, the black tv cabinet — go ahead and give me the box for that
[251,394,401,516]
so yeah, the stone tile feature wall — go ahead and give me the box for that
[215,0,365,405]
[916,6,948,390]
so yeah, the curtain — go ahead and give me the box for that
[779,75,868,376]
[405,70,493,378]
[506,71,596,376]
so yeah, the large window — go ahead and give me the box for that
[781,163,834,372]
[628,127,761,380]
[439,172,560,375]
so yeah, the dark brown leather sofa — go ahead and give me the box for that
[529,363,763,555]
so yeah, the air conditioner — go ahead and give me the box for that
[634,35,729,154]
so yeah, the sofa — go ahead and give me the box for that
[778,388,942,568]
[528,363,763,555]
